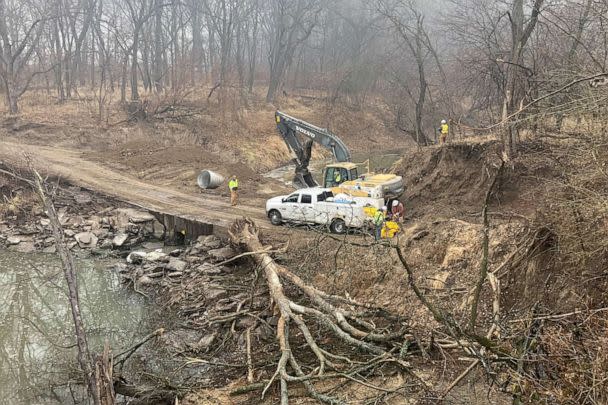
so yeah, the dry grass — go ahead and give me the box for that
[1,84,405,172]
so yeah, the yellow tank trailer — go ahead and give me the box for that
[326,162,404,199]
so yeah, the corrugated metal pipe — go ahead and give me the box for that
[197,170,224,189]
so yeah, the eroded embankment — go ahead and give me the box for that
[3,136,607,404]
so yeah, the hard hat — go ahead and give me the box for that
[392,200,399,206]
[441,119,446,124]
[381,206,387,211]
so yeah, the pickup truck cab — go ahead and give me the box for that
[265,187,383,234]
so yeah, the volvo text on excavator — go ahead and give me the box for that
[275,111,404,199]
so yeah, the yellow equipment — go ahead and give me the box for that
[327,162,404,199]
[275,111,404,199]
[363,206,400,239]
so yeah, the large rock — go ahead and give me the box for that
[40,218,50,227]
[115,208,155,227]
[10,241,35,253]
[196,235,222,250]
[6,236,21,245]
[113,232,129,247]
[166,257,187,272]
[146,250,168,262]
[86,216,102,230]
[127,251,147,264]
[75,232,98,248]
[208,246,236,262]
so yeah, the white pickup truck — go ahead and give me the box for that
[265,187,383,233]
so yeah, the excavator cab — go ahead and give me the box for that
[323,163,359,188]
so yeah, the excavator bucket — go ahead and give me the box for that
[293,172,318,189]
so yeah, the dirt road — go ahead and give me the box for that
[0,140,275,231]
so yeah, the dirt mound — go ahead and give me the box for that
[394,140,559,221]
[394,141,503,219]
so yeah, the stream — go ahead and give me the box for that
[0,251,152,404]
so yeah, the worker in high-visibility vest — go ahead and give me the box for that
[439,119,449,144]
[333,170,342,186]
[373,206,387,241]
[228,175,239,206]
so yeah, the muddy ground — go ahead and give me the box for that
[2,90,608,403]
[1,88,406,200]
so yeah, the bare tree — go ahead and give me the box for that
[500,0,544,154]
[0,0,48,113]
[379,0,438,145]
[265,0,321,102]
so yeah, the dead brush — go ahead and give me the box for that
[0,191,37,220]
[522,314,608,404]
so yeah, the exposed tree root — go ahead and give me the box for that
[229,218,412,404]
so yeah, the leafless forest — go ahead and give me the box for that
[2,0,606,145]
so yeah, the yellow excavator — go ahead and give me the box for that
[275,111,405,200]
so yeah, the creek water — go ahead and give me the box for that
[0,250,151,404]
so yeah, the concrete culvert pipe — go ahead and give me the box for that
[197,170,225,189]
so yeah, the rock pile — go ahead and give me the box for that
[120,234,275,353]
[0,188,163,254]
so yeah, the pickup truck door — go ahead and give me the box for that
[299,193,315,223]
[280,193,300,221]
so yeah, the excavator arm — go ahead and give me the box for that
[275,111,351,188]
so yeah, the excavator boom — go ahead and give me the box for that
[275,111,351,188]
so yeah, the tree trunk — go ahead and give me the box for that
[131,32,140,101]
[32,171,107,405]
[246,7,258,93]
[191,0,203,85]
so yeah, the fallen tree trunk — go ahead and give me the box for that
[229,218,412,405]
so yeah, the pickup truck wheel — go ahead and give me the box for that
[268,210,282,226]
[330,218,347,234]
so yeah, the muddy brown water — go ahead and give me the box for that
[0,251,153,404]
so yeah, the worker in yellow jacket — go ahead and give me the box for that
[374,206,387,241]
[228,175,239,206]
[439,119,449,144]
